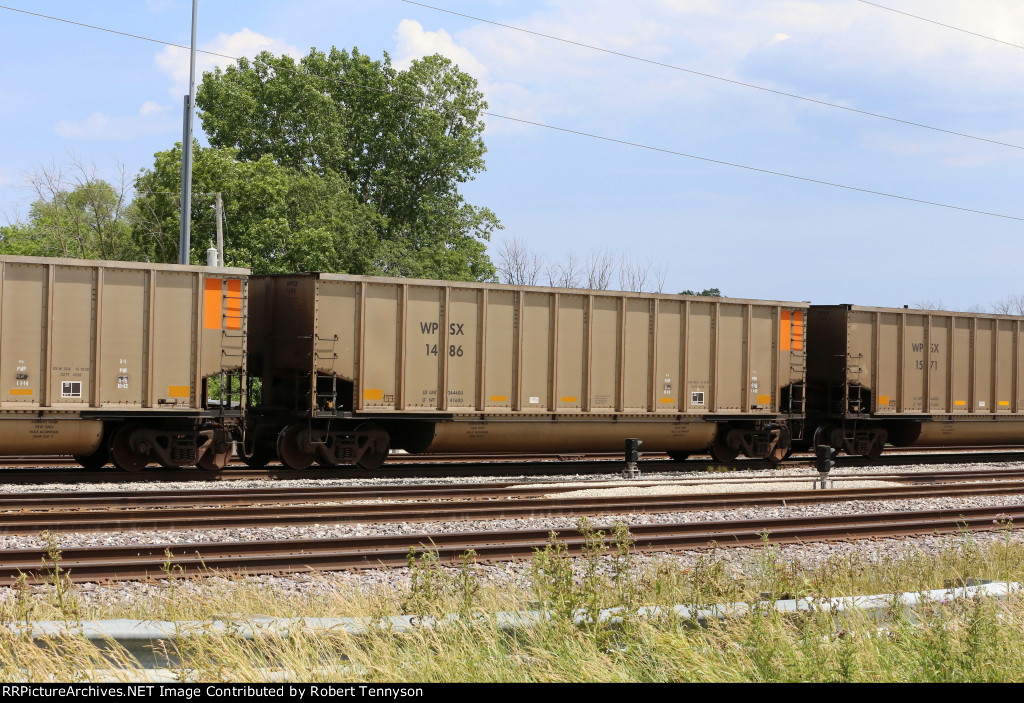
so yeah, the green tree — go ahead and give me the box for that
[132,143,382,273]
[680,288,723,297]
[196,47,499,280]
[1,163,137,260]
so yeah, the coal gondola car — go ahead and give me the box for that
[0,255,249,471]
[807,304,1024,459]
[244,273,809,469]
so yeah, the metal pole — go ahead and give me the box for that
[215,191,224,267]
[177,0,199,266]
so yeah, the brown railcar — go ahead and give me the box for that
[0,255,248,470]
[246,273,808,469]
[807,304,1024,458]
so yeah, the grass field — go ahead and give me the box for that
[2,521,1023,682]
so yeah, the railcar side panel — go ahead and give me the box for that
[655,300,681,412]
[448,287,480,410]
[685,302,713,412]
[100,267,146,407]
[483,290,515,410]
[250,273,809,466]
[0,256,247,415]
[589,296,619,410]
[520,292,552,412]
[49,265,94,407]
[1,263,46,407]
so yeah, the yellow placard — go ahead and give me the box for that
[560,396,578,403]
[363,388,384,401]
[8,389,32,396]
[954,400,967,406]
[659,398,675,404]
[488,395,508,402]
[757,394,772,405]
[168,386,190,398]
[999,401,1010,406]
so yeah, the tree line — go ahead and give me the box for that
[1,48,498,280]
[495,236,721,296]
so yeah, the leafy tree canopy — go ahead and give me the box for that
[132,143,382,274]
[195,47,499,280]
[680,288,723,297]
[0,173,137,261]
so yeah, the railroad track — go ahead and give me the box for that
[2,448,1024,484]
[3,503,1021,585]
[3,466,1024,511]
[4,466,1024,511]
[4,476,1024,535]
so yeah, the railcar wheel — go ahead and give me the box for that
[709,435,739,463]
[354,423,390,470]
[315,444,339,468]
[667,451,690,462]
[863,437,885,461]
[109,424,150,472]
[197,444,232,472]
[767,427,793,465]
[277,424,316,471]
[74,444,110,471]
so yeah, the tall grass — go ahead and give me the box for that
[1,523,1023,682]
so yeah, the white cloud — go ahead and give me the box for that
[155,28,302,99]
[54,102,178,141]
[392,0,1024,157]
[393,19,541,130]
[394,19,488,79]
[139,101,167,116]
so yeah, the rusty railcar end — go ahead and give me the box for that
[808,304,1024,458]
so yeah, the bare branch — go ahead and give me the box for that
[496,237,545,286]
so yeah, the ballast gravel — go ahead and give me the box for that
[1,459,1024,600]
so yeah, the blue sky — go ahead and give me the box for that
[1,0,1023,309]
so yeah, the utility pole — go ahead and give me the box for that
[177,0,199,266]
[214,191,224,267]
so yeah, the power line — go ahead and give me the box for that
[0,5,245,61]
[399,0,1024,152]
[1,3,1022,223]
[483,112,1024,222]
[858,1,1024,50]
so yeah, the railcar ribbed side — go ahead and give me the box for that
[807,304,1024,458]
[245,273,809,469]
[0,255,249,471]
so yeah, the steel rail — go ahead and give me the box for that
[2,448,1023,485]
[2,504,1022,585]
[3,468,1024,511]
[4,480,1024,535]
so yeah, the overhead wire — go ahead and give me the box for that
[0,3,1021,223]
[857,0,1024,51]
[484,112,1024,222]
[399,0,1024,152]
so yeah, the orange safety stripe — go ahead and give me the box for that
[780,310,791,351]
[225,278,243,330]
[204,278,223,330]
[792,310,804,351]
